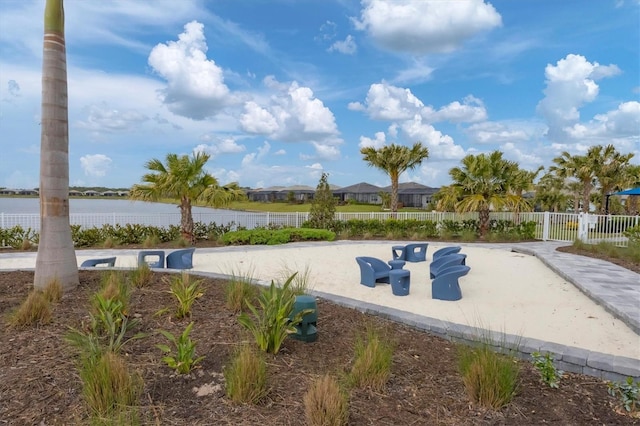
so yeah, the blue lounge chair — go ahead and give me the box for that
[80,257,116,267]
[432,246,462,261]
[432,265,470,301]
[166,248,195,269]
[404,243,428,262]
[137,250,165,268]
[430,253,467,279]
[355,256,391,288]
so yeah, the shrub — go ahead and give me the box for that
[531,352,563,388]
[624,225,640,244]
[157,322,205,374]
[8,290,52,327]
[458,344,519,409]
[225,272,258,313]
[346,328,394,392]
[222,228,335,246]
[167,272,204,319]
[608,376,639,413]
[307,172,338,231]
[238,273,313,354]
[304,374,349,426]
[223,345,267,404]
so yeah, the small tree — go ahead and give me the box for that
[307,173,337,230]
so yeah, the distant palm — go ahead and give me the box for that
[129,152,245,244]
[589,145,634,213]
[447,151,530,236]
[549,151,597,213]
[534,173,568,213]
[360,142,429,213]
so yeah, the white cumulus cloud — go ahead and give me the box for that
[80,154,112,177]
[353,0,502,54]
[328,35,357,55]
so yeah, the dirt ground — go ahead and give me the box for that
[1,263,638,425]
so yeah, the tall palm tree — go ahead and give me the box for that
[534,173,568,212]
[360,142,429,213]
[449,151,529,236]
[589,145,634,213]
[549,151,597,213]
[34,0,79,292]
[507,166,544,219]
[129,152,245,244]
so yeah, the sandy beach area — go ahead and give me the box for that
[2,241,638,360]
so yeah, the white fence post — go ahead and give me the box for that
[542,211,550,241]
[577,212,588,242]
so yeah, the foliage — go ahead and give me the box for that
[42,278,63,303]
[307,172,338,230]
[89,294,145,353]
[608,376,640,412]
[531,352,563,388]
[222,228,335,245]
[572,239,640,265]
[129,263,153,288]
[157,322,205,374]
[346,327,394,392]
[457,343,519,409]
[0,225,39,249]
[238,273,313,354]
[7,290,52,327]
[167,272,204,319]
[360,142,429,212]
[223,344,267,404]
[129,152,245,243]
[624,225,640,244]
[304,374,349,426]
[225,271,259,313]
[279,264,313,296]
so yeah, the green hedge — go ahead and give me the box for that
[221,228,336,245]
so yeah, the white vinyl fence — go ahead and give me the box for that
[1,211,638,247]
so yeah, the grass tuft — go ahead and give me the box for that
[304,374,349,426]
[42,278,63,303]
[129,263,153,288]
[346,327,394,392]
[225,272,258,313]
[8,290,52,327]
[223,345,267,404]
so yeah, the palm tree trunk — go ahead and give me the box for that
[479,208,490,237]
[180,198,195,244]
[390,172,399,215]
[582,182,592,213]
[34,0,78,292]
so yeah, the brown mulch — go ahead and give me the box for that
[1,266,638,425]
[556,245,640,274]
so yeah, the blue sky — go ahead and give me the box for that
[1,0,638,191]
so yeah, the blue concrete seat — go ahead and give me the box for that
[404,243,428,262]
[355,256,391,287]
[80,257,116,267]
[137,250,165,268]
[391,245,407,261]
[166,248,195,269]
[432,265,470,301]
[430,253,467,279]
[390,269,410,296]
[432,246,462,261]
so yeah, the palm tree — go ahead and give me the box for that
[448,151,530,237]
[620,164,640,215]
[508,166,543,219]
[590,145,634,213]
[129,152,245,244]
[34,0,79,292]
[360,142,429,213]
[549,151,597,213]
[534,173,568,212]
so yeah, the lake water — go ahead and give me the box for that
[0,197,231,214]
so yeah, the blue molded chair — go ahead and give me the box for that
[137,250,165,268]
[80,257,116,267]
[404,243,428,262]
[432,265,470,301]
[355,256,391,288]
[166,248,195,269]
[430,253,467,279]
[432,246,462,261]
[391,245,407,261]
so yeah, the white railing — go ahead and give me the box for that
[1,211,637,247]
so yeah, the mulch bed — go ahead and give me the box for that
[1,269,638,425]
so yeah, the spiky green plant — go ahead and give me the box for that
[157,322,205,374]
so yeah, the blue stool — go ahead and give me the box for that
[388,259,406,270]
[389,269,410,296]
[137,250,165,268]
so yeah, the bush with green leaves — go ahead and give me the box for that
[624,225,640,244]
[608,376,639,412]
[222,228,335,246]
[531,351,563,388]
[0,225,38,249]
[238,273,313,354]
[157,322,205,374]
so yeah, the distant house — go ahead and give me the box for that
[279,185,316,202]
[69,190,83,197]
[333,182,383,205]
[101,191,118,197]
[83,190,99,196]
[246,186,286,202]
[382,182,439,208]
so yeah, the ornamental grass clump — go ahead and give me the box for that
[223,344,267,404]
[167,271,204,319]
[225,269,258,313]
[458,343,519,409]
[346,327,394,392]
[129,262,153,288]
[7,290,52,327]
[304,374,349,426]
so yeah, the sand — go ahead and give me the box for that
[2,241,638,360]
